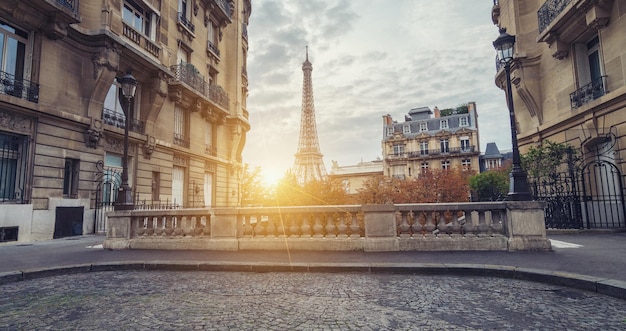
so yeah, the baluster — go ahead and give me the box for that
[276,214,286,238]
[490,210,504,234]
[324,214,336,238]
[462,210,476,236]
[164,216,174,236]
[411,211,423,237]
[266,215,277,238]
[242,215,253,237]
[336,212,349,238]
[312,214,324,238]
[151,216,160,236]
[182,216,193,236]
[450,211,462,237]
[289,214,300,238]
[424,211,437,236]
[134,217,144,237]
[477,210,490,236]
[301,214,312,238]
[174,216,183,236]
[253,214,265,237]
[349,212,360,238]
[202,215,211,236]
[398,211,411,237]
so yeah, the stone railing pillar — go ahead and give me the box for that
[103,210,131,249]
[362,204,398,251]
[504,201,551,251]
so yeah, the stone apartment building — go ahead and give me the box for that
[0,0,251,243]
[382,102,481,179]
[492,0,626,228]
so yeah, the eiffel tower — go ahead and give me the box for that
[293,47,327,183]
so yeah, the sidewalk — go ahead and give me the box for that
[1,232,626,297]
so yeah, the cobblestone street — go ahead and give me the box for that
[1,270,625,330]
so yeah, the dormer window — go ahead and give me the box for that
[403,125,410,134]
[419,122,427,132]
[386,127,394,136]
[440,119,449,129]
[460,116,468,127]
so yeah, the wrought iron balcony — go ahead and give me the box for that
[174,133,190,148]
[169,64,229,111]
[1,71,39,103]
[570,76,607,109]
[207,41,220,57]
[538,0,572,33]
[102,108,145,134]
[205,144,217,156]
[177,12,195,33]
[216,0,232,19]
[55,0,79,15]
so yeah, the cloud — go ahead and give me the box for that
[245,0,511,175]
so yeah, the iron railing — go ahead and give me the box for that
[538,0,572,32]
[1,70,39,103]
[170,64,230,110]
[216,0,232,18]
[55,0,79,15]
[122,22,160,58]
[102,108,145,134]
[570,76,607,109]
[177,12,195,33]
[388,146,477,159]
[205,144,217,156]
[207,41,221,57]
[174,133,190,148]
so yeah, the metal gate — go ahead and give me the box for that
[581,159,626,228]
[530,167,584,229]
[94,160,122,233]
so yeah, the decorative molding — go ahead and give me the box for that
[85,119,103,149]
[44,15,69,40]
[152,71,168,98]
[143,135,156,159]
[0,110,33,134]
[174,154,189,167]
[92,44,120,79]
[104,136,135,156]
[205,161,216,172]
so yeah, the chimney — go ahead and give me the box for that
[468,101,476,112]
[383,114,393,125]
[433,106,440,118]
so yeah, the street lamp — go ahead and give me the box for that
[493,28,532,201]
[114,69,137,210]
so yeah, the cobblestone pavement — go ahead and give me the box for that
[1,271,625,330]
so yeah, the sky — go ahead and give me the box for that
[243,0,511,185]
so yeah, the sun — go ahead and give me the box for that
[261,167,284,188]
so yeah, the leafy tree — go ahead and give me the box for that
[240,164,269,206]
[521,140,578,178]
[469,167,509,201]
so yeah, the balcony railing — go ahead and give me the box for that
[102,108,145,134]
[207,41,220,57]
[1,70,39,103]
[389,146,477,160]
[177,12,195,33]
[216,0,232,18]
[174,133,190,148]
[55,0,79,15]
[538,0,572,33]
[570,76,607,109]
[122,22,161,59]
[205,144,217,156]
[169,64,230,110]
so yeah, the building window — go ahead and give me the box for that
[63,158,80,198]
[403,125,410,134]
[103,78,141,132]
[440,139,449,153]
[440,119,448,130]
[174,105,190,147]
[571,34,606,108]
[172,166,185,207]
[420,141,429,156]
[442,160,450,170]
[177,0,194,31]
[421,162,429,173]
[207,20,219,56]
[0,132,28,203]
[0,20,35,101]
[460,116,469,127]
[204,172,213,207]
[393,144,404,156]
[419,122,428,132]
[123,1,153,38]
[462,158,471,170]
[386,127,394,136]
[460,137,470,152]
[205,121,216,156]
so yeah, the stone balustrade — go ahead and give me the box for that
[104,202,551,251]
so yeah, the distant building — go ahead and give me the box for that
[329,160,383,194]
[382,102,481,179]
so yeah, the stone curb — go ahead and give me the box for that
[1,262,625,300]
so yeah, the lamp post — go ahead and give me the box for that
[114,70,137,210]
[493,28,532,201]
